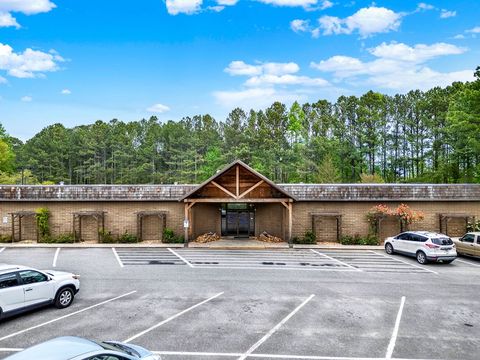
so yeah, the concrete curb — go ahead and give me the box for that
[0,243,383,250]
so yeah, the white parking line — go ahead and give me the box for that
[371,251,438,275]
[0,247,5,254]
[0,291,137,342]
[386,296,406,359]
[0,348,444,360]
[238,294,315,360]
[456,259,480,268]
[112,247,124,268]
[124,292,224,343]
[168,248,194,268]
[52,248,60,267]
[310,249,362,271]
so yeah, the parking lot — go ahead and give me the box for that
[1,246,479,360]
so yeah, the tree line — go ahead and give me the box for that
[0,67,479,185]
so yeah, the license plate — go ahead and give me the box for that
[441,247,451,251]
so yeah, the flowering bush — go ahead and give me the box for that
[395,203,424,226]
[366,203,424,234]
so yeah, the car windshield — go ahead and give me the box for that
[432,237,453,245]
[99,341,140,357]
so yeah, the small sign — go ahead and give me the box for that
[2,216,7,224]
[183,219,189,228]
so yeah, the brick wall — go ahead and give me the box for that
[0,200,478,242]
[0,202,184,241]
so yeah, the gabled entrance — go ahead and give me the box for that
[180,160,296,245]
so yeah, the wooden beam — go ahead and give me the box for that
[185,198,292,203]
[211,181,238,199]
[187,201,196,210]
[236,165,239,197]
[280,201,289,209]
[238,180,264,199]
[184,203,189,244]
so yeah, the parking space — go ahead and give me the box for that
[1,247,479,360]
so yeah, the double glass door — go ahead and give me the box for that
[221,204,255,238]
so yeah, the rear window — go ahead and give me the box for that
[432,237,453,245]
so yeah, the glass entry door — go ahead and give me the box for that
[221,204,255,238]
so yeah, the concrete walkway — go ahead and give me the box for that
[0,239,383,250]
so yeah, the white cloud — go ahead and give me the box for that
[245,74,329,87]
[0,75,7,84]
[213,87,306,109]
[0,12,19,28]
[0,0,56,15]
[217,0,238,5]
[0,43,64,78]
[0,0,56,27]
[256,0,318,8]
[440,9,456,18]
[416,3,434,11]
[290,19,309,33]
[225,61,300,76]
[21,95,32,102]
[453,34,465,39]
[311,41,472,91]
[147,103,170,113]
[61,89,71,95]
[319,0,333,10]
[316,7,402,37]
[165,0,202,15]
[466,26,480,33]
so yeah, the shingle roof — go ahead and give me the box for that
[0,183,479,202]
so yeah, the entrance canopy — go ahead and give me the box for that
[180,160,295,203]
[180,160,296,244]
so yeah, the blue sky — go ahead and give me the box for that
[0,0,479,140]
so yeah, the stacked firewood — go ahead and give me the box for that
[194,232,221,243]
[258,231,284,243]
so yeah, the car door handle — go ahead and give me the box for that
[25,288,33,292]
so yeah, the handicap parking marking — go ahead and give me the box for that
[176,249,356,271]
[310,249,362,271]
[370,251,438,275]
[114,248,187,266]
[168,247,194,268]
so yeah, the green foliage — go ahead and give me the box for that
[292,230,317,244]
[118,231,138,243]
[40,233,75,244]
[467,220,480,232]
[162,228,184,243]
[340,234,379,246]
[99,229,115,243]
[0,234,12,243]
[35,208,51,240]
[360,173,385,183]
[4,69,480,185]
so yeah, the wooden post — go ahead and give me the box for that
[19,215,22,242]
[184,203,189,246]
[288,203,292,247]
[11,214,15,243]
[236,165,239,197]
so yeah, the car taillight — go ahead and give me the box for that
[72,274,80,280]
[425,243,440,249]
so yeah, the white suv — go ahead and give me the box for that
[384,231,457,264]
[0,264,80,320]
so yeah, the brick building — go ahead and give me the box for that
[0,160,478,244]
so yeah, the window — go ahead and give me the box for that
[0,272,19,289]
[432,237,453,245]
[460,234,475,243]
[396,233,411,240]
[412,234,428,242]
[19,270,48,284]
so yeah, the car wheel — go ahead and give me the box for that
[55,288,74,309]
[385,243,394,255]
[416,251,428,265]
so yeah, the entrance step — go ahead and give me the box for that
[188,239,289,249]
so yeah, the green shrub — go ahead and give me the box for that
[292,230,317,244]
[39,233,74,244]
[0,234,12,243]
[340,234,379,246]
[99,229,115,243]
[118,231,138,243]
[162,228,184,243]
[35,208,50,241]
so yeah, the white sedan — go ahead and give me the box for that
[0,264,80,319]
